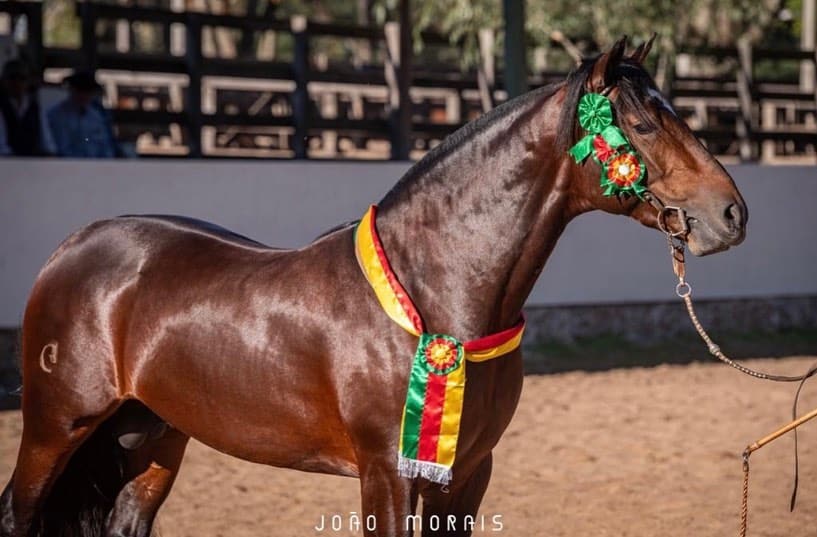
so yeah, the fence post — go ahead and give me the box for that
[170,0,186,56]
[185,14,202,157]
[502,0,527,98]
[801,0,815,93]
[477,28,495,112]
[25,3,44,80]
[291,15,309,160]
[115,0,131,53]
[384,12,411,161]
[735,37,754,162]
[760,102,776,162]
[79,2,98,70]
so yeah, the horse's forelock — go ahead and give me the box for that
[613,61,662,130]
[556,56,659,154]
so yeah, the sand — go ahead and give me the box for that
[2,356,817,536]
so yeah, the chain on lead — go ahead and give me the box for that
[664,231,691,299]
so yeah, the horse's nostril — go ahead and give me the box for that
[724,203,743,230]
[724,203,742,226]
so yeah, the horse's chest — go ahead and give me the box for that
[459,359,524,451]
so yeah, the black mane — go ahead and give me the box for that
[379,55,661,210]
[378,84,561,209]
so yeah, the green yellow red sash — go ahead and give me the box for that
[354,205,525,484]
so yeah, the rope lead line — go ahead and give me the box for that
[741,452,750,537]
[658,216,817,537]
[738,407,817,537]
[666,234,816,384]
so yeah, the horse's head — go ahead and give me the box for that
[563,37,747,256]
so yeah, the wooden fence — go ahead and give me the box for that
[1,1,815,161]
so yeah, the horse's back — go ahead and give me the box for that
[22,214,300,392]
[115,214,276,249]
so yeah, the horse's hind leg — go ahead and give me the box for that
[106,422,189,537]
[0,473,15,534]
[1,400,120,537]
[1,324,122,536]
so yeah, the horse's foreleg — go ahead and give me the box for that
[105,427,189,537]
[419,454,493,537]
[358,453,418,537]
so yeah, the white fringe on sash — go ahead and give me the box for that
[397,455,452,485]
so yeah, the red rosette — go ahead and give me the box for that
[592,134,616,163]
[606,153,641,187]
[424,337,460,374]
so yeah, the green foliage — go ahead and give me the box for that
[43,0,81,48]
[38,0,803,71]
[413,0,501,67]
[379,0,798,69]
[272,0,359,22]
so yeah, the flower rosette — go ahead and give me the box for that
[577,92,614,133]
[568,92,647,198]
[602,152,646,197]
[423,336,463,375]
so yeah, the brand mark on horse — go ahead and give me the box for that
[39,342,58,373]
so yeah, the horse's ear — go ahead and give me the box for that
[630,33,657,64]
[588,36,627,92]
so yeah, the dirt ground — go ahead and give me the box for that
[2,356,817,536]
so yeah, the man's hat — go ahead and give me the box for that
[63,70,103,91]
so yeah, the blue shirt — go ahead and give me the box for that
[47,99,117,158]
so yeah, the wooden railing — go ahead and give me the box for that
[1,1,815,161]
[673,42,817,161]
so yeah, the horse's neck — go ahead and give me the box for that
[376,88,576,340]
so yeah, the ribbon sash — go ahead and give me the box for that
[354,205,525,484]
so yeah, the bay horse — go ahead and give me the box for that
[1,37,746,537]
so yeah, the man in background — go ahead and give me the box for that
[0,59,56,156]
[48,70,119,158]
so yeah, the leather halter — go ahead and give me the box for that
[599,83,691,239]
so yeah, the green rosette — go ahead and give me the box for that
[577,92,613,132]
[567,92,648,199]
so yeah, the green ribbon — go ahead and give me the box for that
[400,333,463,461]
[577,92,613,132]
[568,124,629,163]
[569,93,630,163]
[567,92,647,199]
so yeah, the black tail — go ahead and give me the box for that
[35,421,127,537]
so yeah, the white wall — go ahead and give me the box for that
[0,159,815,326]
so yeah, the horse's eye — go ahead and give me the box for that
[633,123,654,135]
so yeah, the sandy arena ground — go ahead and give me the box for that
[2,356,817,536]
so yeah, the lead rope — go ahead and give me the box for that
[664,234,815,383]
[656,212,817,537]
